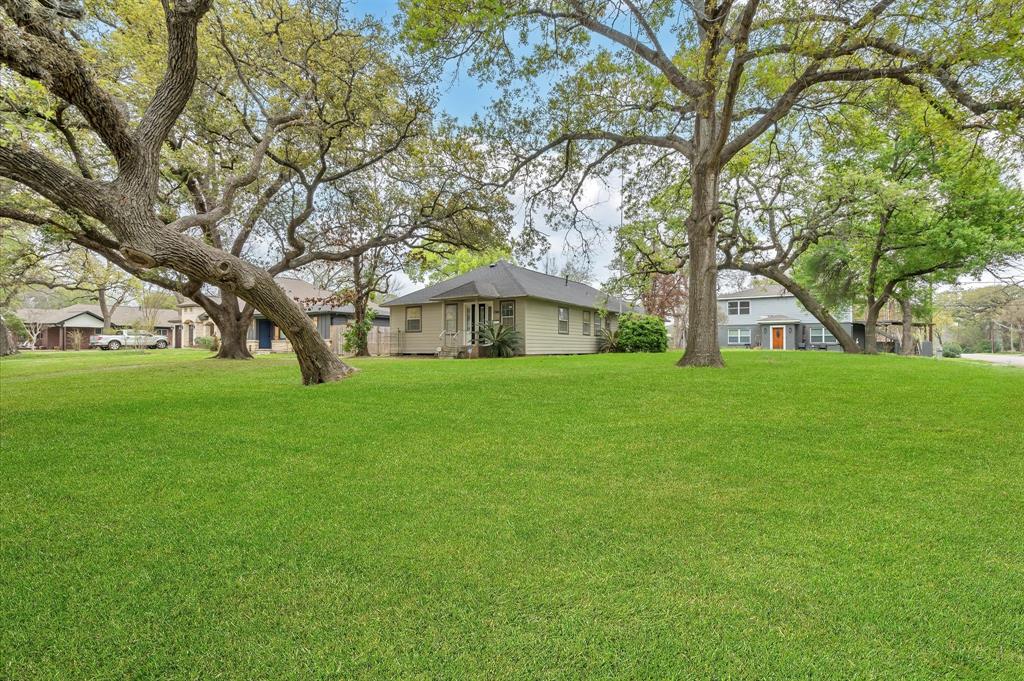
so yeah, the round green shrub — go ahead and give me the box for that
[196,335,219,351]
[942,342,962,358]
[616,313,668,353]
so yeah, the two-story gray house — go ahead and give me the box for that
[718,284,865,350]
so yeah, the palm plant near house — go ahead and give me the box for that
[599,328,621,353]
[477,323,521,358]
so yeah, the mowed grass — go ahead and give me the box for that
[1,349,1022,679]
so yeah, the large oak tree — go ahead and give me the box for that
[1,0,358,382]
[403,0,1022,366]
[796,99,1024,352]
[1,0,507,372]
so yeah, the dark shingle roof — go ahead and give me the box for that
[178,276,389,318]
[718,283,789,300]
[16,305,177,327]
[383,261,634,312]
[756,314,802,323]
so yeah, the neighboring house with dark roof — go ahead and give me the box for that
[16,305,178,350]
[176,276,389,352]
[718,284,865,350]
[382,261,634,356]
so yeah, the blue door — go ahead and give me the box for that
[257,319,273,349]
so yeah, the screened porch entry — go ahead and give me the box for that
[438,299,515,357]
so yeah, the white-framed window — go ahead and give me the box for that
[810,326,837,344]
[405,306,422,333]
[582,310,591,335]
[557,307,569,334]
[728,328,751,345]
[727,300,750,315]
[444,304,457,333]
[500,300,515,328]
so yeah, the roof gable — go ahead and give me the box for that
[718,283,791,300]
[383,261,633,311]
[16,305,177,327]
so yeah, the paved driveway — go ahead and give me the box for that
[961,353,1024,368]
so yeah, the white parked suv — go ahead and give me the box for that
[89,329,169,350]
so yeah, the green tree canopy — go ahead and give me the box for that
[400,0,1024,365]
[797,96,1024,350]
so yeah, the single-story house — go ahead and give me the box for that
[718,284,866,350]
[15,304,179,349]
[176,276,389,352]
[383,261,634,356]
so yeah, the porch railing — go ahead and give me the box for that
[438,324,495,354]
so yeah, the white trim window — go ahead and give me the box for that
[500,300,515,328]
[810,326,837,344]
[727,300,750,315]
[728,328,751,345]
[557,306,570,334]
[444,304,458,333]
[582,310,592,335]
[405,306,422,333]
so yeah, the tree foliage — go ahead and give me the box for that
[400,0,1024,366]
[796,97,1024,350]
[405,246,514,284]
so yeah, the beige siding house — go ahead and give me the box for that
[384,261,632,357]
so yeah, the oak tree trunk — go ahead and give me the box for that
[899,297,914,355]
[98,289,113,331]
[115,212,352,384]
[0,316,17,356]
[353,297,371,358]
[214,313,253,359]
[215,328,251,358]
[193,291,255,360]
[864,300,881,354]
[679,162,724,368]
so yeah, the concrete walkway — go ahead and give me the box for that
[961,353,1024,368]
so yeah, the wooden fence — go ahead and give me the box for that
[329,324,392,356]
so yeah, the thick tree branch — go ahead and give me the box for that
[0,145,107,218]
[528,2,704,99]
[0,0,139,165]
[136,0,213,159]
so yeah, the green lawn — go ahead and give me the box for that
[2,350,1022,679]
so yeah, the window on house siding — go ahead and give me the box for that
[728,328,751,345]
[728,300,750,315]
[557,306,569,334]
[500,301,515,328]
[582,310,591,335]
[810,326,837,344]
[405,306,422,333]
[444,304,457,333]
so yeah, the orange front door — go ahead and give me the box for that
[771,326,785,350]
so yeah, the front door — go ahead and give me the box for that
[771,326,785,350]
[463,302,493,344]
[257,319,273,349]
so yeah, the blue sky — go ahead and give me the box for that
[347,0,622,293]
[349,0,495,124]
